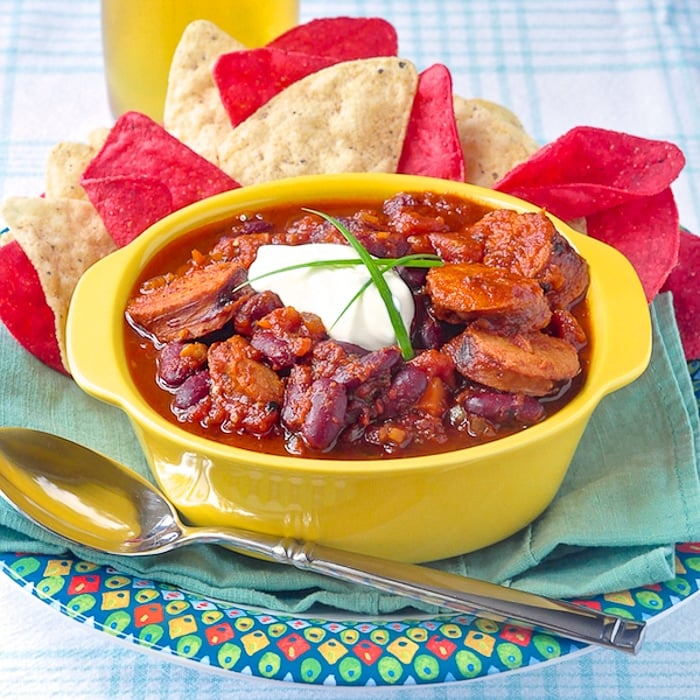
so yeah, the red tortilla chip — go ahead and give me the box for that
[495,126,685,218]
[267,17,398,59]
[587,188,680,302]
[397,64,465,181]
[495,126,685,303]
[214,48,336,127]
[661,228,700,360]
[81,112,239,243]
[80,176,174,247]
[0,240,65,373]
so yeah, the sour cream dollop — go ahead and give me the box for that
[248,243,415,351]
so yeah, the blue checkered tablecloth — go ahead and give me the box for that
[1,2,699,698]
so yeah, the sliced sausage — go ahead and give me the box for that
[478,209,556,279]
[543,232,590,309]
[444,325,581,396]
[126,262,247,343]
[425,262,551,334]
[474,210,589,310]
[428,231,483,263]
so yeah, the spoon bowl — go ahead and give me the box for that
[0,428,181,554]
[0,426,645,653]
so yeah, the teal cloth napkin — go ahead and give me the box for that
[1,293,699,614]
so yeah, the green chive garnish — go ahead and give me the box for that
[304,208,417,360]
[234,254,441,297]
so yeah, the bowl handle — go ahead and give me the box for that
[578,235,653,397]
[65,248,135,408]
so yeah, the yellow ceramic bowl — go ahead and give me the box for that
[66,173,651,563]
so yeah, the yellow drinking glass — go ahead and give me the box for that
[101,0,299,121]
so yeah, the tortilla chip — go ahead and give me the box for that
[216,57,418,184]
[81,176,174,247]
[453,96,539,187]
[398,64,465,181]
[45,140,103,200]
[495,126,685,302]
[661,229,700,360]
[214,48,336,128]
[464,97,527,130]
[494,126,685,217]
[87,127,110,149]
[267,16,398,58]
[81,111,240,244]
[0,239,65,373]
[163,20,246,165]
[45,128,109,203]
[587,188,680,301]
[1,196,116,370]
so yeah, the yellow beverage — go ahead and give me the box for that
[101,0,299,121]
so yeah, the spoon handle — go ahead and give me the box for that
[191,527,645,653]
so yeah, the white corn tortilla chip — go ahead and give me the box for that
[164,20,245,165]
[216,57,419,184]
[87,127,110,149]
[45,128,108,201]
[453,96,539,187]
[1,196,116,370]
[46,143,99,200]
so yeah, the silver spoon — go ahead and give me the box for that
[0,427,645,653]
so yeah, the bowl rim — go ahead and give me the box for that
[66,172,652,475]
